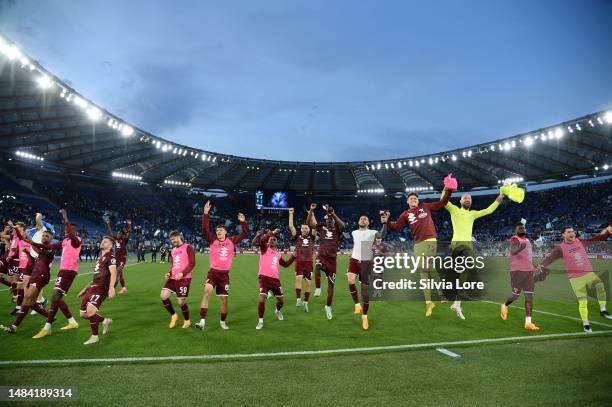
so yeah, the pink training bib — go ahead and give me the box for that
[209,239,235,271]
[171,243,192,278]
[59,236,82,272]
[560,239,592,278]
[17,239,31,269]
[258,248,282,279]
[509,235,533,272]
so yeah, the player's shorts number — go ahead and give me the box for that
[89,294,100,303]
[179,286,188,295]
[55,277,62,287]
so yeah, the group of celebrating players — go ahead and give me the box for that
[0,174,611,345]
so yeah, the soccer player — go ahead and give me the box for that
[106,218,132,294]
[309,203,345,320]
[500,222,540,330]
[32,209,83,339]
[160,231,195,329]
[25,213,54,314]
[540,225,612,332]
[389,186,450,316]
[0,227,19,296]
[288,207,316,313]
[1,228,54,333]
[196,200,249,331]
[6,221,32,316]
[443,191,505,319]
[77,236,117,345]
[347,212,388,330]
[253,229,294,330]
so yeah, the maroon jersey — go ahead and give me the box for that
[30,245,55,276]
[316,223,341,258]
[114,237,128,261]
[92,250,117,290]
[389,192,450,242]
[294,234,314,262]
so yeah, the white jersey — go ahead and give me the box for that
[351,229,378,261]
[29,227,48,258]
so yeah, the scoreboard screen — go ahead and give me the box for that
[255,191,289,210]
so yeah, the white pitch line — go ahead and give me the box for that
[481,300,612,328]
[436,347,461,358]
[1,330,610,366]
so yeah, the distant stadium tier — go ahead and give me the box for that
[0,34,611,194]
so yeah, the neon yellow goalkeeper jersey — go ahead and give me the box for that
[445,200,500,242]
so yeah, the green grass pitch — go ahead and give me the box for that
[0,254,610,406]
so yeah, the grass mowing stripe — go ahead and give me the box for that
[481,300,612,328]
[2,329,610,366]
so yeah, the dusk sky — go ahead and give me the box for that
[1,0,611,161]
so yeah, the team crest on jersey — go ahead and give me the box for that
[220,246,229,259]
[408,213,417,224]
[325,230,333,239]
[301,237,310,246]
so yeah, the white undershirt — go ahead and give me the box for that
[351,229,378,261]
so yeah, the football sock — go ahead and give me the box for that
[578,299,588,323]
[304,291,310,302]
[162,299,175,315]
[180,304,189,320]
[199,307,208,319]
[349,283,359,304]
[16,289,24,306]
[58,300,73,319]
[258,301,265,318]
[594,283,606,311]
[220,312,227,322]
[276,300,284,311]
[14,306,29,326]
[32,302,48,317]
[296,288,301,299]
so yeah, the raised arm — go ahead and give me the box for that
[425,187,450,212]
[288,208,297,237]
[17,228,61,251]
[251,230,262,247]
[229,213,249,244]
[60,209,80,248]
[579,226,611,245]
[259,231,273,254]
[330,210,345,232]
[307,203,317,228]
[378,212,389,240]
[125,219,132,241]
[106,220,113,237]
[200,200,216,242]
[35,213,43,230]
[388,211,406,232]
[473,194,503,220]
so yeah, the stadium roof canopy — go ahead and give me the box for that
[1,34,611,195]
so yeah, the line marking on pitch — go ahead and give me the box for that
[1,330,610,366]
[481,300,612,328]
[436,348,461,358]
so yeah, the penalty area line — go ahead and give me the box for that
[1,330,611,366]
